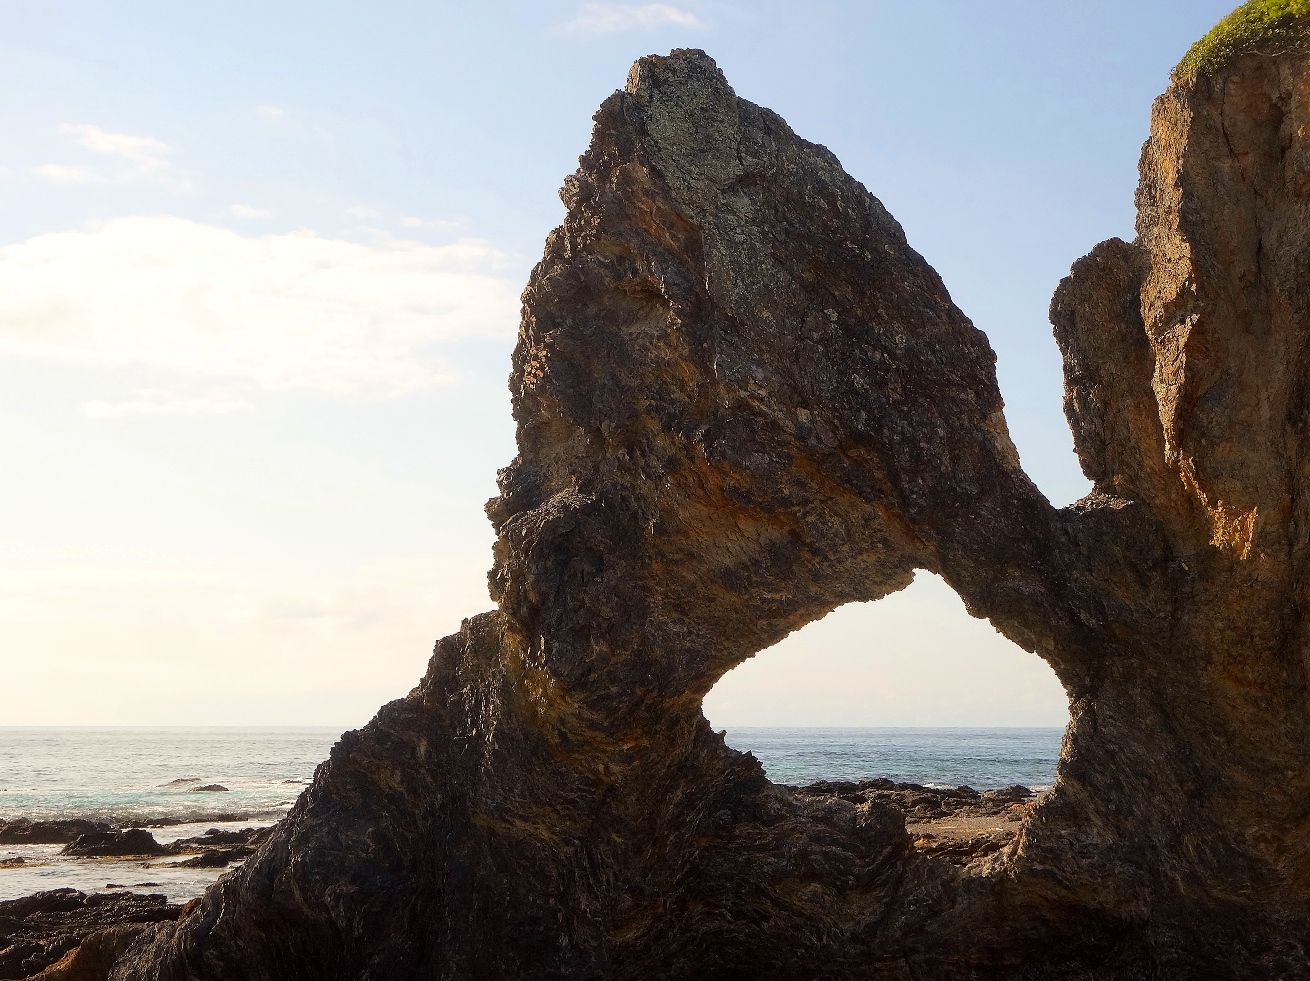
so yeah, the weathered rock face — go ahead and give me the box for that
[1043,43,1310,972]
[100,42,1310,981]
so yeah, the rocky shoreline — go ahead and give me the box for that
[0,820,273,869]
[0,823,273,979]
[0,815,276,849]
[796,779,1040,866]
[0,890,180,981]
[0,784,1034,979]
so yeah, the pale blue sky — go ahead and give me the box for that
[0,1,1236,725]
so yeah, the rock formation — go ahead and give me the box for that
[0,891,179,980]
[88,14,1310,980]
[0,823,109,847]
[60,831,165,859]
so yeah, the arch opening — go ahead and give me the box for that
[702,570,1069,792]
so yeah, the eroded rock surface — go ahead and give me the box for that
[92,36,1310,981]
[0,890,178,980]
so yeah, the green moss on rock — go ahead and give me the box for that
[1176,0,1310,79]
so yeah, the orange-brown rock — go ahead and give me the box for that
[94,34,1310,981]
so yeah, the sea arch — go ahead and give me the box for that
[115,34,1310,979]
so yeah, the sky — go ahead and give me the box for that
[0,0,1238,727]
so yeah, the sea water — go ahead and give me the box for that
[723,726,1063,790]
[0,727,341,902]
[0,727,340,826]
[0,726,1062,901]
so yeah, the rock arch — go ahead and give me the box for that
[111,42,1310,981]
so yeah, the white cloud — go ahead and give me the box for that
[39,124,190,191]
[0,167,12,179]
[346,205,382,219]
[402,216,460,231]
[35,163,102,184]
[0,215,522,396]
[84,388,255,419]
[61,124,171,173]
[564,3,706,33]
[255,105,285,121]
[230,203,271,219]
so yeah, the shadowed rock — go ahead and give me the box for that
[163,827,272,853]
[0,890,178,980]
[94,25,1310,981]
[0,821,110,846]
[163,850,243,870]
[60,831,164,859]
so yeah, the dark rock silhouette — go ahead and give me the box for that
[0,890,178,980]
[85,28,1310,981]
[163,851,239,870]
[153,828,272,869]
[60,831,164,859]
[0,822,110,847]
[163,827,271,852]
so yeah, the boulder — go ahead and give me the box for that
[61,831,164,859]
[0,821,110,846]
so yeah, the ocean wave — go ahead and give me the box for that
[0,805,292,828]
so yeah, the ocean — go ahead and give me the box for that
[0,727,341,903]
[0,727,337,827]
[724,726,1063,790]
[0,725,1062,901]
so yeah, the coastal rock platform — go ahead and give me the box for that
[0,890,179,980]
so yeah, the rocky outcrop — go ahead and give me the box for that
[162,827,271,858]
[29,925,162,981]
[92,21,1310,981]
[48,826,271,867]
[0,823,110,847]
[60,831,165,859]
[796,780,1039,867]
[0,891,178,980]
